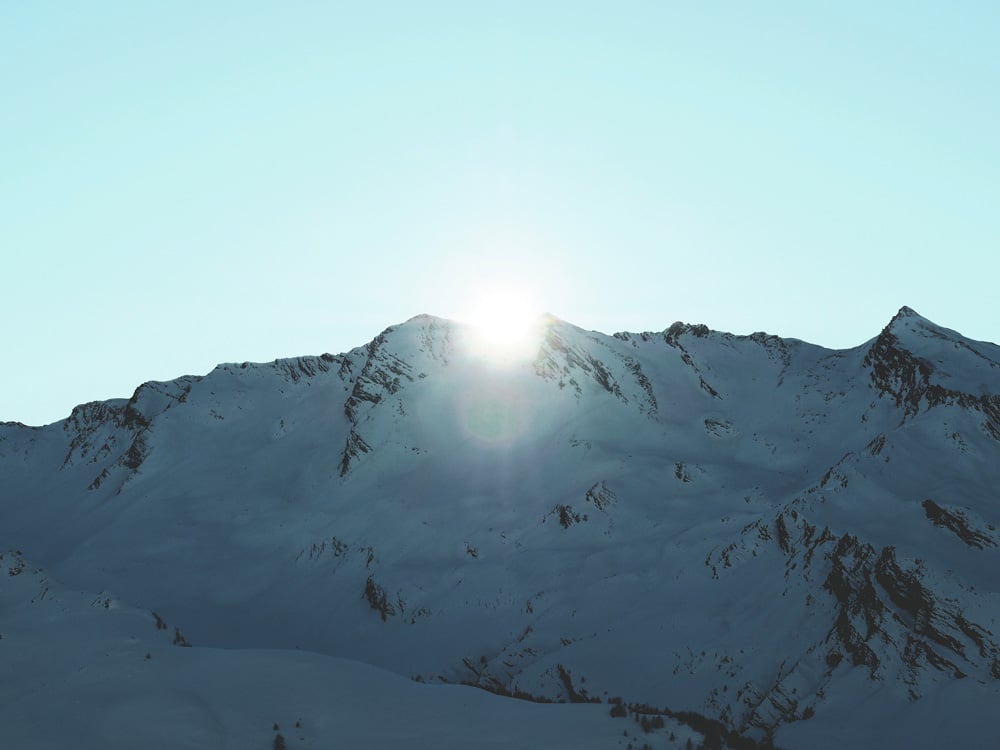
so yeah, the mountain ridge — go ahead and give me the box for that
[1,305,998,748]
[2,305,989,430]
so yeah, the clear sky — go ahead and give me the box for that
[3,2,998,426]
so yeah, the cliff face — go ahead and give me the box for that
[2,307,999,748]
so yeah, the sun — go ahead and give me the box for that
[471,290,533,344]
[462,288,543,359]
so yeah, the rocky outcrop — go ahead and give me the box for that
[60,378,198,494]
[864,308,1000,438]
[584,480,616,511]
[864,315,936,417]
[709,492,999,735]
[61,400,128,469]
[921,499,997,549]
[270,352,341,383]
[821,538,1000,688]
[766,513,998,689]
[339,329,415,475]
[661,323,722,399]
[535,325,663,414]
[535,326,626,402]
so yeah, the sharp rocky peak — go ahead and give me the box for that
[883,305,951,338]
[875,305,998,363]
[890,304,922,321]
[863,306,1000,424]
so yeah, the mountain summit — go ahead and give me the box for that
[2,308,998,748]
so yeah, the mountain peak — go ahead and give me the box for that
[885,305,930,330]
[865,304,1000,415]
[404,313,447,325]
[881,305,967,347]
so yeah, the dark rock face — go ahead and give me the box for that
[362,575,395,621]
[769,512,998,691]
[863,308,1000,439]
[922,499,997,549]
[864,327,935,417]
[341,331,415,475]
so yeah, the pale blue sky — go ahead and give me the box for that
[3,2,998,425]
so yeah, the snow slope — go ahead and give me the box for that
[2,306,999,748]
[1,548,662,750]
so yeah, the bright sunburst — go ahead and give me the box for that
[462,288,543,360]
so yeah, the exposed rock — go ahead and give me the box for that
[922,499,996,549]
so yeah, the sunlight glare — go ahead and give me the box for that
[463,288,543,361]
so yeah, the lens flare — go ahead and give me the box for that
[454,382,532,447]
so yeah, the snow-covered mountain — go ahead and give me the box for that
[2,306,998,749]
